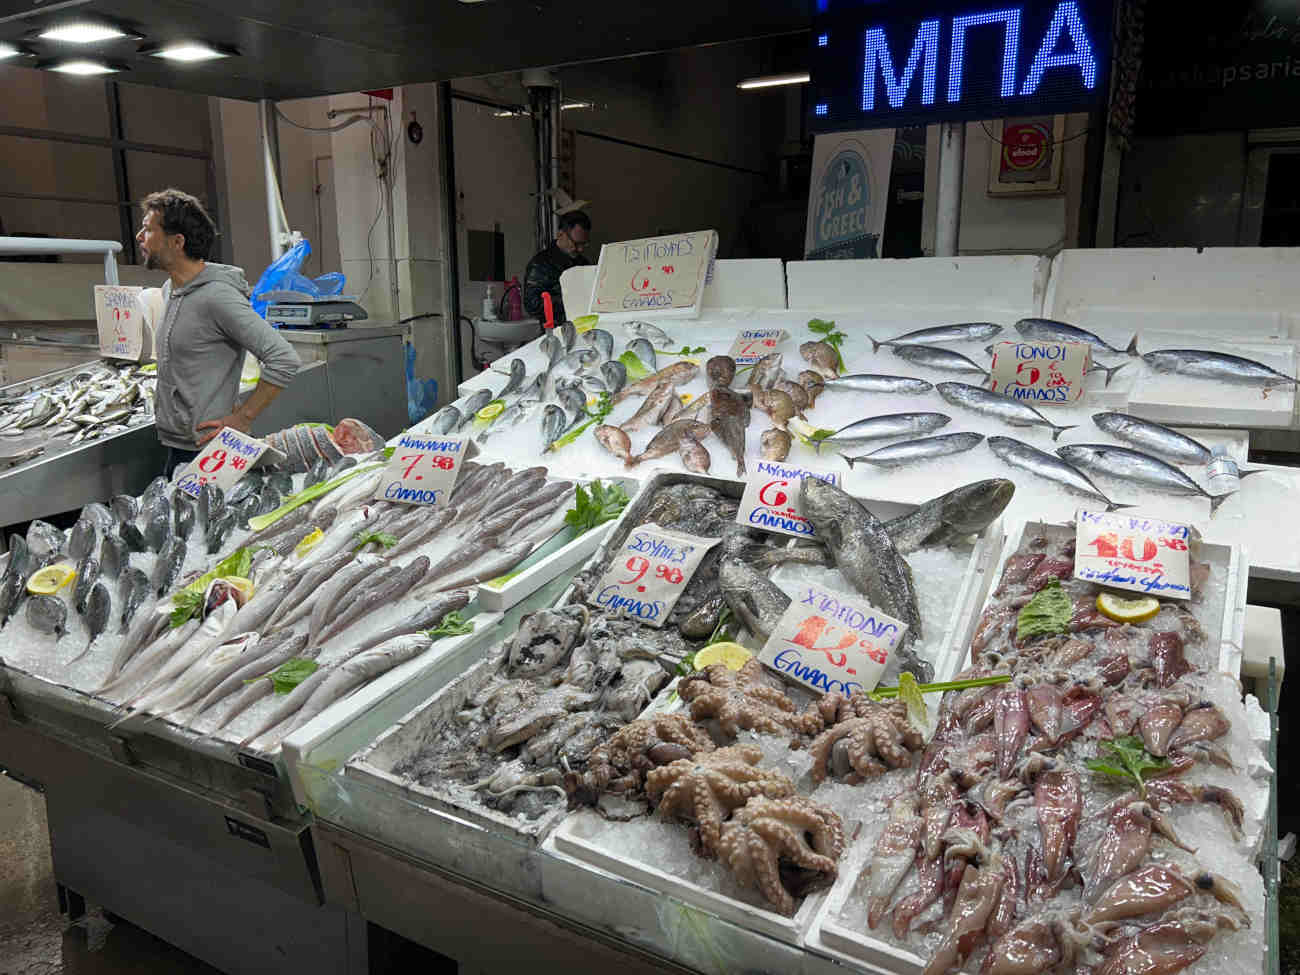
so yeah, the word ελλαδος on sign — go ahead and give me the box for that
[590,523,720,629]
[374,435,465,508]
[736,463,839,541]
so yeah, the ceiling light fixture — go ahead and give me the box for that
[561,101,593,110]
[39,21,132,44]
[492,109,528,118]
[47,58,121,75]
[148,41,235,62]
[0,41,29,60]
[736,72,810,90]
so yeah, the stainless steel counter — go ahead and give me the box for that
[281,326,406,438]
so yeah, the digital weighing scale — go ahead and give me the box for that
[266,296,369,328]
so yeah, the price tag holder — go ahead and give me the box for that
[728,328,789,366]
[93,285,146,361]
[989,340,1090,405]
[176,428,269,499]
[736,463,839,540]
[374,433,467,507]
[590,523,720,628]
[1073,509,1191,600]
[758,582,908,696]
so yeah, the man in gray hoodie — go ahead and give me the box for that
[136,188,301,475]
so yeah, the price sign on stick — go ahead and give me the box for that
[736,463,839,540]
[759,582,908,696]
[93,285,146,361]
[989,340,1090,404]
[728,328,789,366]
[374,433,466,506]
[176,428,268,498]
[1073,509,1191,600]
[591,524,720,628]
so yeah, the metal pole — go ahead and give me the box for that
[258,99,285,259]
[934,121,965,257]
[436,81,464,391]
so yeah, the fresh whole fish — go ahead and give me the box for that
[798,370,826,407]
[594,425,632,461]
[611,361,698,405]
[815,413,952,453]
[625,337,658,373]
[710,391,750,478]
[110,494,139,525]
[824,374,934,395]
[583,328,615,362]
[760,428,792,461]
[205,510,236,554]
[1092,412,1215,465]
[841,432,985,469]
[197,483,224,536]
[428,406,461,435]
[143,500,171,553]
[120,522,148,554]
[73,555,99,614]
[719,557,791,641]
[773,379,810,415]
[0,535,30,624]
[308,556,383,643]
[99,534,126,582]
[540,332,562,367]
[1057,444,1229,513]
[624,320,671,345]
[659,391,685,425]
[70,583,112,663]
[937,382,1076,441]
[26,594,67,639]
[800,478,925,668]
[118,567,151,633]
[152,538,187,596]
[752,389,798,431]
[749,353,784,390]
[173,498,195,539]
[678,434,711,473]
[68,518,98,561]
[883,478,1015,554]
[499,358,527,397]
[1142,348,1298,387]
[706,355,736,389]
[562,348,600,370]
[187,631,309,723]
[82,502,117,536]
[456,389,494,429]
[581,375,607,394]
[317,556,431,644]
[620,381,678,433]
[800,341,840,379]
[599,360,627,395]
[26,521,64,565]
[1015,317,1138,356]
[422,539,534,593]
[988,436,1133,511]
[540,404,567,450]
[627,420,712,468]
[869,322,1003,353]
[892,345,990,381]
[557,321,576,351]
[556,385,589,431]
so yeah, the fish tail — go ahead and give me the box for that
[840,452,858,469]
[1101,362,1128,387]
[1049,424,1078,442]
[868,335,883,354]
[1238,468,1264,481]
[1209,493,1229,516]
[1124,335,1140,357]
[1106,502,1139,512]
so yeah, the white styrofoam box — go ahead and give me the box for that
[550,809,824,946]
[1201,462,1300,585]
[560,258,789,320]
[1044,247,1300,342]
[474,474,641,612]
[1125,330,1297,430]
[785,255,1050,320]
[279,606,504,809]
[1242,604,1286,693]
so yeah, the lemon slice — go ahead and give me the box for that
[573,314,599,333]
[294,528,324,558]
[679,393,693,404]
[694,641,753,671]
[1096,592,1160,623]
[223,576,255,601]
[898,672,931,735]
[787,417,835,446]
[27,563,76,595]
[476,399,505,423]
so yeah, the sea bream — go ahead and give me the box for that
[1015,317,1139,356]
[869,322,1003,353]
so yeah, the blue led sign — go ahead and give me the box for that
[811,0,1113,131]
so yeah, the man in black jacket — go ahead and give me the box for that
[522,210,591,324]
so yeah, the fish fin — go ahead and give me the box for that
[1049,424,1078,442]
[1209,493,1230,516]
[1124,335,1139,357]
[1105,502,1139,512]
[1101,362,1128,387]
[868,335,883,354]
[840,452,858,469]
[1238,468,1265,480]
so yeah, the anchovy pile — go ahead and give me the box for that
[0,362,156,452]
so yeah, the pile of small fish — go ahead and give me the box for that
[851,526,1256,975]
[0,361,156,449]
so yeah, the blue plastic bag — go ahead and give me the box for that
[405,343,439,425]
[250,240,348,318]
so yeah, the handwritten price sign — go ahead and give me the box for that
[736,462,838,540]
[1073,509,1191,600]
[374,433,465,507]
[176,428,268,498]
[989,340,1089,405]
[728,328,789,366]
[591,523,720,628]
[93,285,146,361]
[759,583,908,695]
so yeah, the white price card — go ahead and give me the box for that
[374,433,467,507]
[759,582,909,696]
[588,230,718,321]
[989,340,1090,405]
[728,328,789,366]
[736,462,839,540]
[176,428,269,498]
[1073,509,1191,600]
[590,524,720,628]
[94,285,146,361]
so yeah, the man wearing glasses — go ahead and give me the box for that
[523,210,591,325]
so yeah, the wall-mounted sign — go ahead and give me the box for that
[810,0,1114,132]
[805,130,894,259]
[987,116,1065,194]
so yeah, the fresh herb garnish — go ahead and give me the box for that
[169,547,254,627]
[246,657,320,695]
[169,590,204,628]
[1085,735,1170,797]
[869,673,1011,699]
[563,479,631,534]
[353,530,398,553]
[706,607,735,647]
[808,318,848,372]
[428,610,474,640]
[618,350,651,382]
[549,392,614,452]
[1015,578,1072,642]
[248,461,385,532]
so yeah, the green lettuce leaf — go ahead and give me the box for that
[428,610,474,640]
[563,479,631,534]
[1015,578,1072,642]
[245,657,320,695]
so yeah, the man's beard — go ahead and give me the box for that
[144,252,164,271]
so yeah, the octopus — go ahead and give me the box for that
[567,712,715,801]
[646,744,796,856]
[716,795,844,915]
[806,696,923,783]
[678,659,823,738]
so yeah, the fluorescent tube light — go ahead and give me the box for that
[737,72,810,90]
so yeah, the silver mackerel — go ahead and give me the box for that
[988,436,1131,511]
[869,322,1002,353]
[937,382,1076,441]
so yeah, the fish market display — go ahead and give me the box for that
[828,522,1264,975]
[1091,413,1217,466]
[0,455,580,754]
[1056,444,1228,514]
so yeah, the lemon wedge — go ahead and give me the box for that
[27,563,76,595]
[294,528,324,558]
[679,393,693,404]
[573,314,599,333]
[693,641,753,671]
[476,399,505,423]
[224,576,255,601]
[1096,592,1160,623]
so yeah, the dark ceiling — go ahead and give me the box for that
[0,0,811,101]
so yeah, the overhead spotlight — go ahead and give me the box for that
[561,101,593,111]
[0,41,32,60]
[737,72,811,90]
[46,59,122,75]
[39,21,134,44]
[492,109,529,118]
[146,41,236,62]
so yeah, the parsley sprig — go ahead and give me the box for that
[428,610,474,640]
[246,657,320,695]
[352,530,398,553]
[1085,736,1170,798]
[808,318,848,372]
[563,479,631,535]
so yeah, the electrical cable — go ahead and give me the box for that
[979,119,1093,148]
[273,106,373,134]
